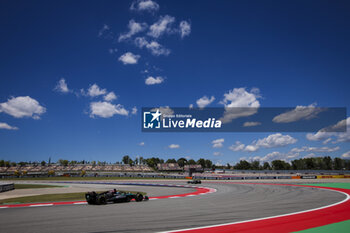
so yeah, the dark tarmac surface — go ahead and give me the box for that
[0,181,346,233]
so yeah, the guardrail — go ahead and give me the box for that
[0,183,14,192]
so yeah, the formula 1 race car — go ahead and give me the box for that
[187,179,201,184]
[85,189,149,205]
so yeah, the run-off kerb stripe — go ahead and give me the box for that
[0,182,216,208]
[159,183,350,233]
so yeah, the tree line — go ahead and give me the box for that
[1,156,349,171]
[232,156,350,170]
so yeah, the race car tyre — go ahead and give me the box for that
[135,193,143,202]
[98,196,106,205]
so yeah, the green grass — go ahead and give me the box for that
[300,183,350,189]
[294,220,350,233]
[14,184,64,189]
[0,190,147,204]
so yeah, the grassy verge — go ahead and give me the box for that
[294,220,350,233]
[14,184,64,189]
[0,190,147,204]
[300,183,350,189]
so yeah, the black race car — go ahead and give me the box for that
[85,189,148,205]
[187,179,201,184]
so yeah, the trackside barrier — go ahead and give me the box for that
[0,183,14,192]
[301,175,317,179]
[317,175,350,179]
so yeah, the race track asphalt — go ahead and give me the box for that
[0,181,346,233]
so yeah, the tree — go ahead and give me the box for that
[177,158,187,167]
[333,158,343,170]
[139,157,144,165]
[166,158,177,163]
[18,161,27,167]
[323,156,332,170]
[122,155,131,165]
[234,160,251,170]
[251,161,260,170]
[226,163,231,169]
[263,162,271,170]
[271,160,290,170]
[58,159,69,166]
[305,158,315,169]
[4,161,10,167]
[41,161,46,166]
[205,159,213,169]
[11,162,17,167]
[188,159,196,165]
[0,160,4,167]
[197,158,206,168]
[145,157,163,169]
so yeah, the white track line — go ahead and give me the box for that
[29,204,54,207]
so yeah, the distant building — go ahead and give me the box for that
[157,163,182,172]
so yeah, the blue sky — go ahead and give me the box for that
[0,0,349,164]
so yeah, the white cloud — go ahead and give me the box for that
[88,84,107,97]
[139,142,145,146]
[342,151,350,158]
[244,145,259,152]
[169,144,180,149]
[90,101,128,118]
[179,20,191,38]
[306,117,350,144]
[0,122,18,130]
[273,103,324,123]
[213,152,222,156]
[0,96,46,119]
[291,146,340,153]
[54,78,70,93]
[253,151,299,163]
[229,141,245,152]
[148,15,175,38]
[189,104,194,109]
[150,106,173,115]
[229,133,297,152]
[243,121,261,127]
[255,133,297,148]
[145,76,164,85]
[249,151,299,162]
[132,106,137,115]
[212,138,224,148]
[118,52,140,65]
[130,0,159,12]
[306,131,330,141]
[303,153,316,159]
[118,20,147,42]
[135,37,170,56]
[219,88,261,123]
[196,96,215,108]
[323,138,332,144]
[104,92,117,102]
